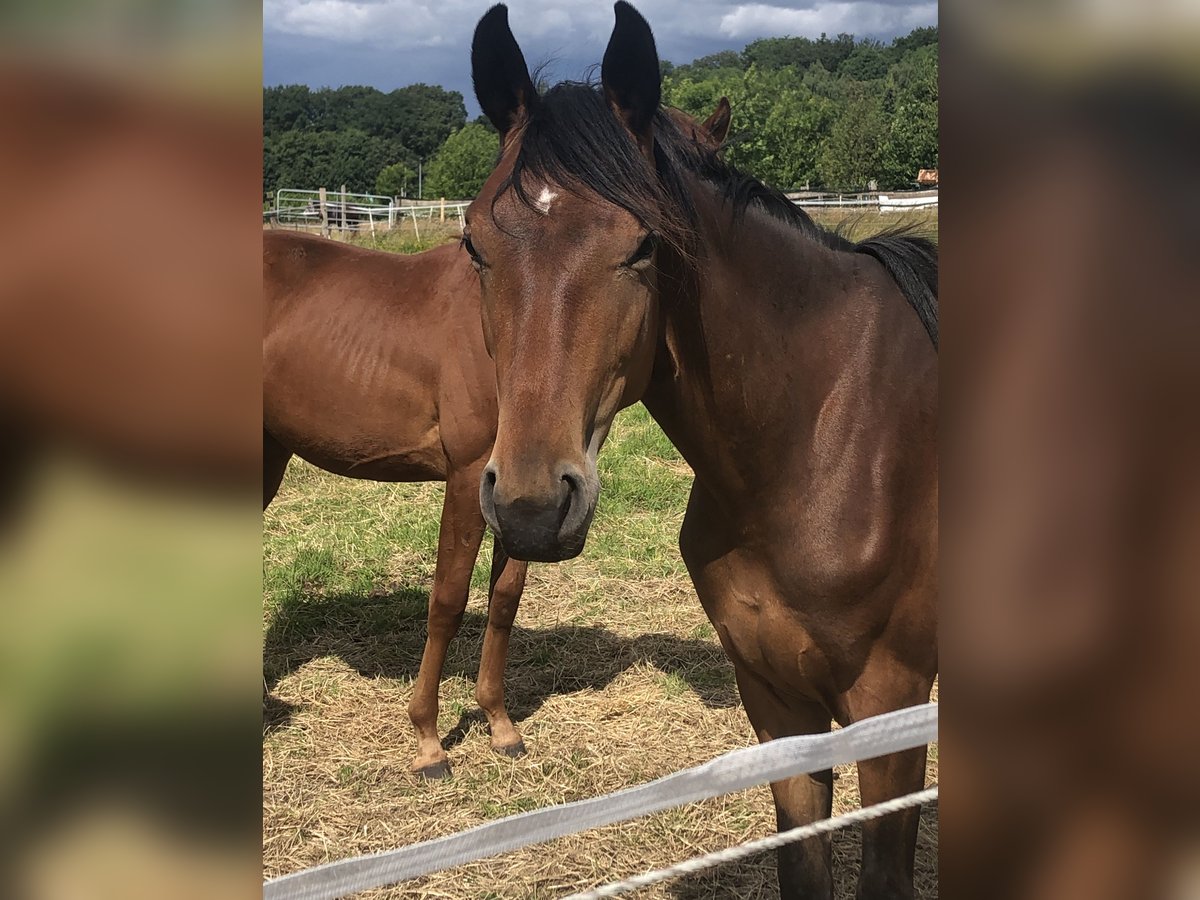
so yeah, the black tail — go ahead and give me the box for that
[855,232,938,349]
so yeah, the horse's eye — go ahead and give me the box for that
[625,232,658,268]
[462,233,483,266]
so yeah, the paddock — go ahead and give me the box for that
[263,256,940,897]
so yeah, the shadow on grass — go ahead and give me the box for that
[263,580,739,737]
[665,800,939,899]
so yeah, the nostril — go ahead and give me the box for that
[559,467,584,505]
[479,463,500,527]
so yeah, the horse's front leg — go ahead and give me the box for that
[406,466,486,779]
[474,538,528,756]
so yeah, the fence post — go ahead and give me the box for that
[340,184,348,234]
[318,187,328,235]
[440,198,446,222]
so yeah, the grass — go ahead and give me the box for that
[263,209,938,898]
[263,220,463,256]
[807,207,939,242]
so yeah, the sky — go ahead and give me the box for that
[263,0,937,117]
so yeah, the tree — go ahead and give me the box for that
[263,129,409,198]
[376,161,416,198]
[263,84,315,136]
[718,65,835,190]
[423,124,499,199]
[743,33,856,73]
[261,25,939,202]
[839,44,888,82]
[880,44,938,187]
[817,91,889,190]
[888,25,938,62]
[387,84,468,158]
[662,67,743,126]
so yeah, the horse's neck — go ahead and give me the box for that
[644,204,917,508]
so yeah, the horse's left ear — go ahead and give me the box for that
[601,1,660,150]
[701,97,732,147]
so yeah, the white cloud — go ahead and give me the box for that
[265,0,936,50]
[263,0,483,47]
[719,2,937,39]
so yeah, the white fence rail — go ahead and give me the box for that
[264,188,470,233]
[264,703,937,900]
[792,189,940,212]
[263,188,938,232]
[789,190,939,211]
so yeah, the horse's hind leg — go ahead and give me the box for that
[263,429,292,509]
[847,664,934,900]
[474,538,528,756]
[406,467,487,779]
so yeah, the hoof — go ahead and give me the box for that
[415,759,452,780]
[494,740,527,758]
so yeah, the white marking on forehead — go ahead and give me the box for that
[534,186,558,215]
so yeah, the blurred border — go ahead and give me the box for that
[1,2,263,898]
[942,1,1199,897]
[3,0,1199,898]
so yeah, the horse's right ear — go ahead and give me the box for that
[471,4,536,142]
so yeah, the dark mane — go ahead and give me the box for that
[500,82,697,256]
[503,82,938,347]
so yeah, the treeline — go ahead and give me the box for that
[262,26,937,202]
[661,27,937,191]
[263,83,470,201]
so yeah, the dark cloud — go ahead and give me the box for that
[263,1,937,117]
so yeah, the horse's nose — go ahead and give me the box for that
[480,459,596,562]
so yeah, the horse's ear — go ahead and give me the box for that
[471,4,536,142]
[702,97,731,147]
[601,1,660,149]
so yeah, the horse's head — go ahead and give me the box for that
[468,2,690,562]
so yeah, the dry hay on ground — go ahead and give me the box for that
[263,402,938,900]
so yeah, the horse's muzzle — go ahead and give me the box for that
[479,459,597,562]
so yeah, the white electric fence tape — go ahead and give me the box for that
[564,786,939,899]
[264,702,937,900]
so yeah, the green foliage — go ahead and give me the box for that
[887,25,938,61]
[264,129,407,198]
[742,33,856,73]
[422,123,499,200]
[681,64,834,190]
[662,27,937,190]
[818,90,889,190]
[375,161,415,198]
[262,25,937,198]
[839,44,888,81]
[263,83,465,157]
[880,44,939,186]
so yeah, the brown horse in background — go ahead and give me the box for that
[264,234,521,778]
[467,4,936,898]
[262,100,729,779]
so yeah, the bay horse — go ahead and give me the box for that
[262,99,730,780]
[264,232,525,779]
[466,4,937,898]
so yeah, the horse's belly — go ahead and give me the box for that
[297,447,448,483]
[264,384,449,482]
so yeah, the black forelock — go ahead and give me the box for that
[496,82,697,255]
[496,81,937,347]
